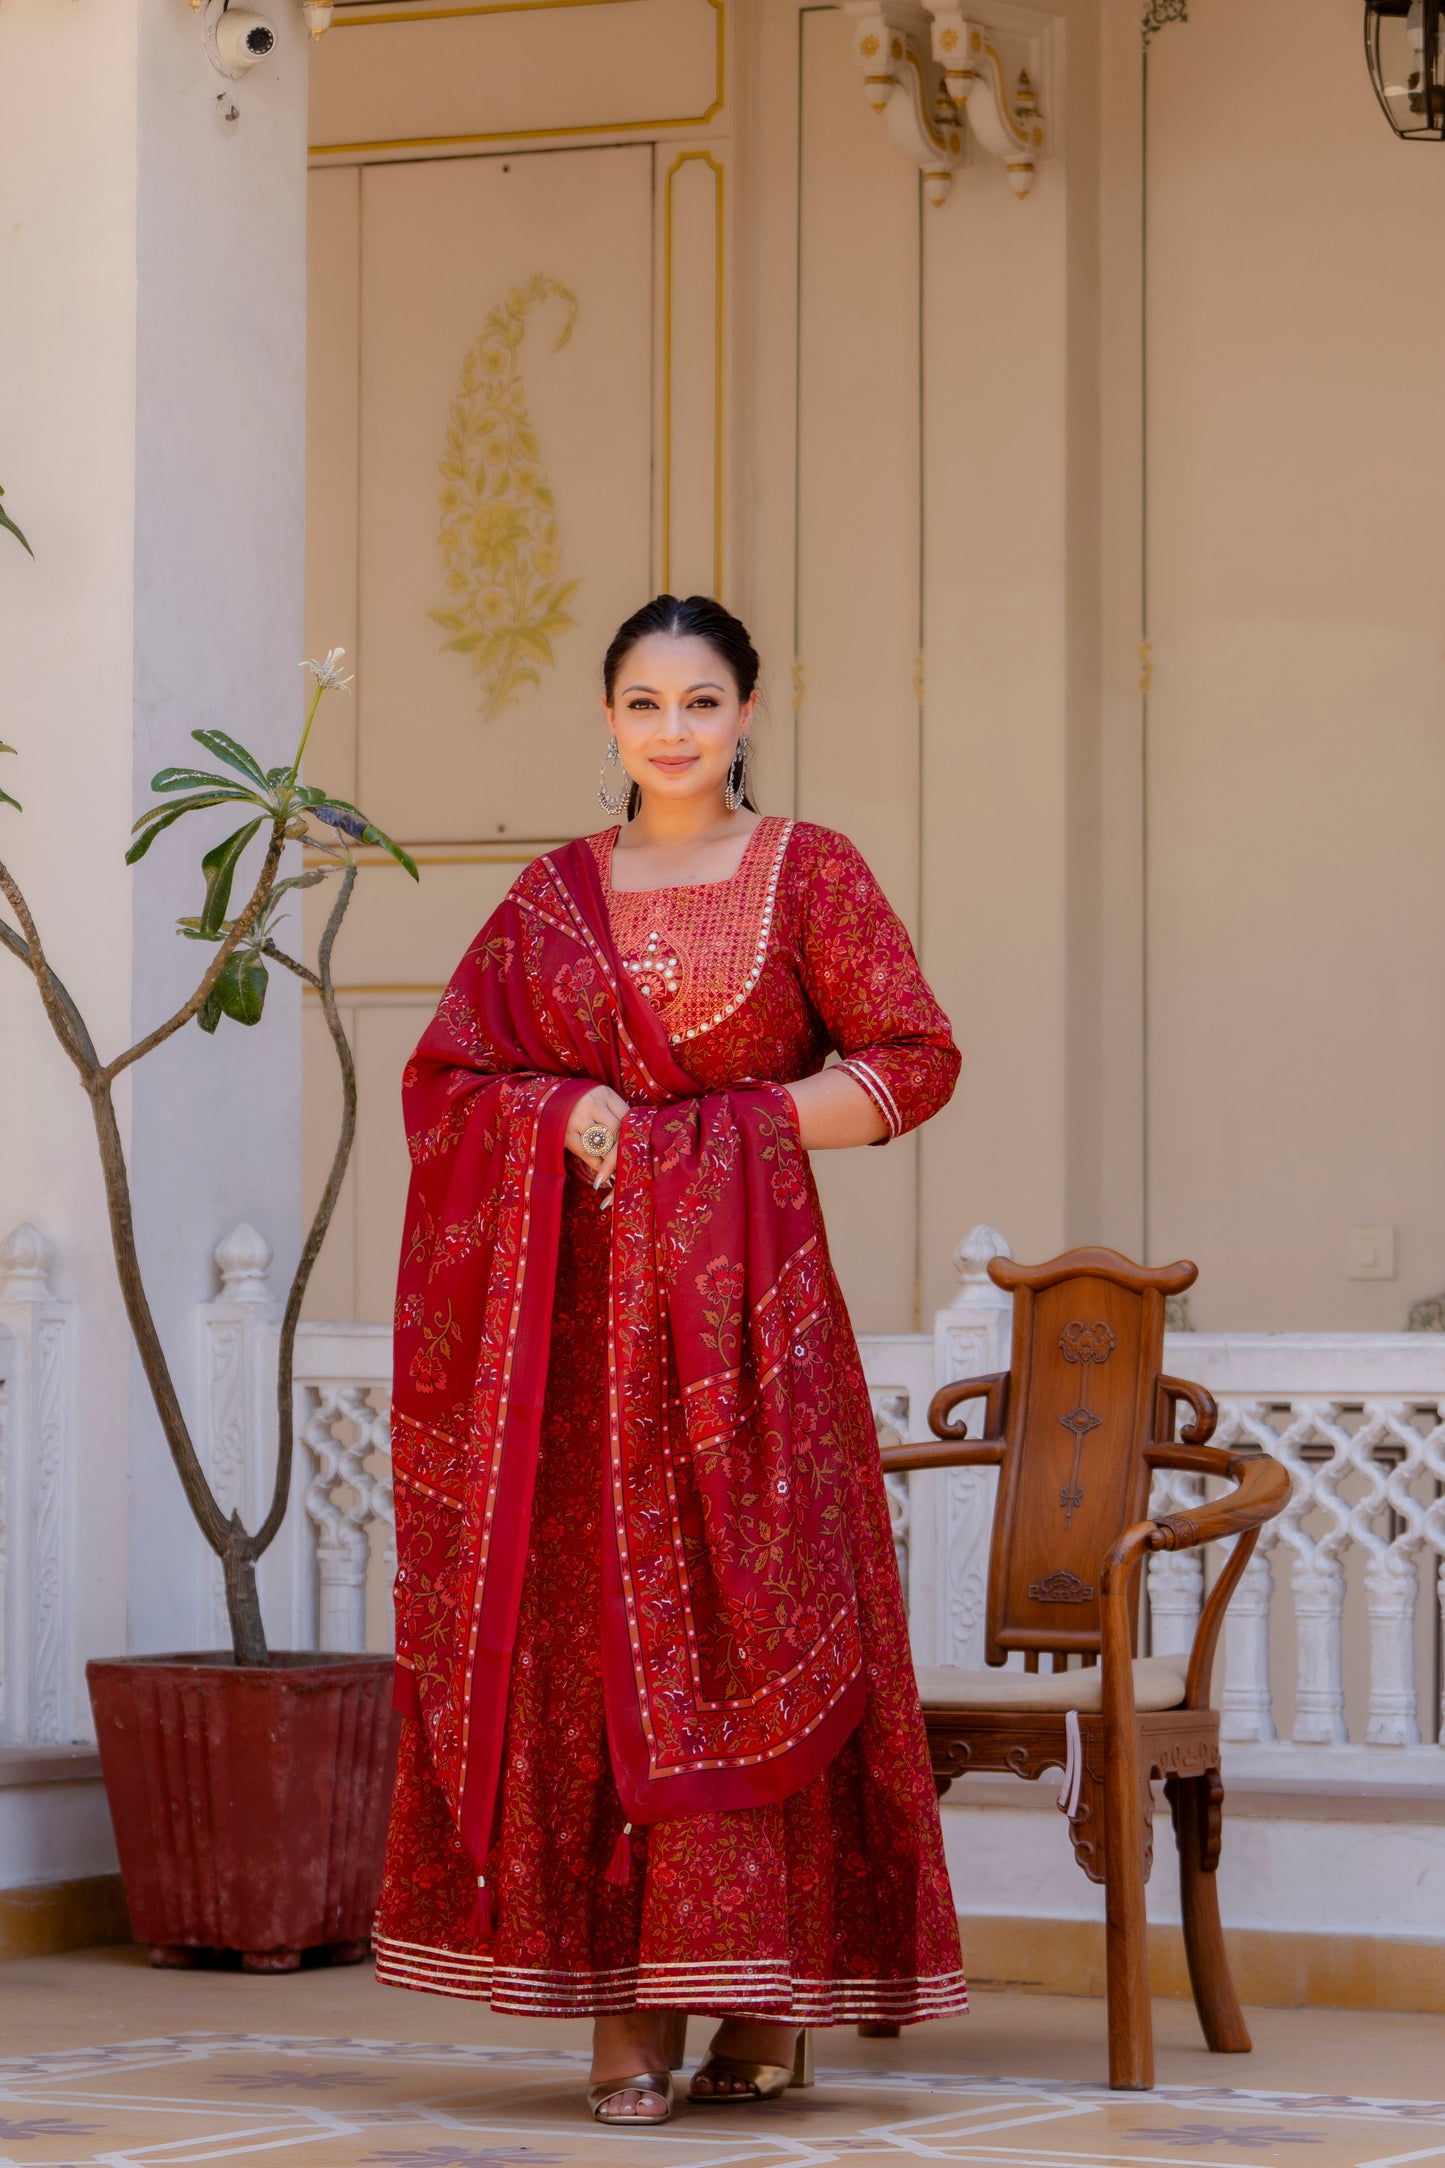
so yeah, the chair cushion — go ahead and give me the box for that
[914,1654,1189,1714]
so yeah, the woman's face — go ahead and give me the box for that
[604,632,756,807]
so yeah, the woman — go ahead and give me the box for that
[375,594,967,2125]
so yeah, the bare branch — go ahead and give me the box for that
[101,822,286,1084]
[0,861,229,1557]
[261,938,321,991]
[0,860,97,1076]
[84,1081,232,1558]
[255,862,358,1555]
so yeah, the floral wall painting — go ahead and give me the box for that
[431,274,581,724]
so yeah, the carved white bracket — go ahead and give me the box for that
[928,9,1048,197]
[844,2,1050,207]
[844,1,966,208]
[0,1224,76,1747]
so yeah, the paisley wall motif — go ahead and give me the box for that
[431,274,581,724]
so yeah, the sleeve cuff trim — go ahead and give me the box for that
[840,1057,903,1139]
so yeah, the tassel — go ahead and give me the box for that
[474,1873,496,1940]
[1056,1708,1083,1821]
[603,1821,634,1887]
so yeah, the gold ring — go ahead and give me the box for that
[581,1122,617,1158]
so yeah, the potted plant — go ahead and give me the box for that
[1,520,416,1969]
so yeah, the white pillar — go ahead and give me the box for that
[0,2,309,1682]
[0,1226,77,1745]
[908,1224,1014,1670]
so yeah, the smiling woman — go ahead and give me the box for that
[373,593,967,2127]
[601,592,760,832]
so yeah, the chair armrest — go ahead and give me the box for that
[874,1374,1009,1476]
[928,1370,1009,1442]
[1147,1447,1290,1552]
[1098,1451,1290,1719]
[1153,1373,1218,1447]
[1143,1446,1290,1711]
[877,1436,1005,1475]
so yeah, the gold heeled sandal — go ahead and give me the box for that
[587,2069,675,2124]
[687,2026,813,2104]
[588,2013,687,2124]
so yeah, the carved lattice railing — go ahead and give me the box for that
[186,1225,1445,1788]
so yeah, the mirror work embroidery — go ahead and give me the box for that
[590,815,794,1046]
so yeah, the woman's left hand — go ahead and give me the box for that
[565,1083,631,1194]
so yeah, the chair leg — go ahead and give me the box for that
[1167,1771,1251,2055]
[1102,1726,1154,2090]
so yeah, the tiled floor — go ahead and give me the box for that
[0,1946,1439,2165]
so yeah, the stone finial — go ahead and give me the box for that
[949,1223,1013,1305]
[215,1223,273,1302]
[0,1222,57,1302]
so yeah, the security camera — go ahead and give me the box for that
[214,10,277,69]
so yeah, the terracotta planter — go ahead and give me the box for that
[86,1651,399,1972]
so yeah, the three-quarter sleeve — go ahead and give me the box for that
[796,828,961,1140]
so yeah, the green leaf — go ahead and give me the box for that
[0,489,33,558]
[197,987,224,1035]
[269,869,328,898]
[0,785,21,813]
[361,822,419,880]
[215,948,268,1027]
[126,793,260,864]
[198,817,264,937]
[309,793,419,881]
[149,765,263,799]
[176,915,220,942]
[190,729,272,791]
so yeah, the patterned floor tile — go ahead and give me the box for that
[0,2035,1440,2167]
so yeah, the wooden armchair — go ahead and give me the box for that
[877,1246,1289,2090]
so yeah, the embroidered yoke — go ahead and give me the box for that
[373,820,968,2022]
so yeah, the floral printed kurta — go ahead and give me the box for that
[374,818,967,2022]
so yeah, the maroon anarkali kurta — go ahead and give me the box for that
[374,816,968,2022]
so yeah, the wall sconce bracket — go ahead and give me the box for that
[844,0,1051,205]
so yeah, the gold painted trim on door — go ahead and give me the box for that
[335,1,640,21]
[310,0,724,158]
[315,983,450,996]
[302,842,567,868]
[661,149,725,595]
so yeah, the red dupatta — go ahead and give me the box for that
[390,838,866,1888]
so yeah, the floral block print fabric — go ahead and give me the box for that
[375,821,968,2022]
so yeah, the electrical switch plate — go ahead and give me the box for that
[1346,1226,1396,1281]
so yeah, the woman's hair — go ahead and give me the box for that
[602,593,760,818]
[602,592,760,705]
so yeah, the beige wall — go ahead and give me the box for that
[305,0,1445,1335]
[1115,0,1445,1329]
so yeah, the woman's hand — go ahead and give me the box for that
[782,1067,889,1150]
[565,1084,631,1194]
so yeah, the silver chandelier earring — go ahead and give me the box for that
[724,735,751,813]
[598,734,630,817]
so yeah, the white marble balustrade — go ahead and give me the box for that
[2,1218,1435,1785]
[7,1218,1441,1794]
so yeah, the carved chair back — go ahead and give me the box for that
[979,1248,1197,1668]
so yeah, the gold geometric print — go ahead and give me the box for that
[430,273,581,723]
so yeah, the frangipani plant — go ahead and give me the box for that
[0,597,416,1664]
